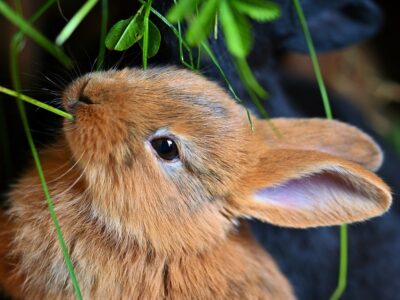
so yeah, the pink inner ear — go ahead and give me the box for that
[254,171,363,209]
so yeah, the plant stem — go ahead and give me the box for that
[10,28,82,300]
[96,0,108,70]
[292,0,332,119]
[143,1,194,69]
[235,57,268,98]
[0,0,72,67]
[0,85,73,120]
[55,0,99,46]
[201,42,253,130]
[292,1,346,299]
[330,225,348,300]
[142,0,153,70]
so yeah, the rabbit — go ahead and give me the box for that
[0,67,392,299]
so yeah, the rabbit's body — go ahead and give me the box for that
[0,146,292,299]
[0,68,391,299]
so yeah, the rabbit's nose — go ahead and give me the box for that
[65,79,95,113]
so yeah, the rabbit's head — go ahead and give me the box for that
[62,67,391,254]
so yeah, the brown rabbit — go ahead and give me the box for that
[0,67,392,299]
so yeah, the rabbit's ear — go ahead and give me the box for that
[258,118,383,171]
[234,149,391,228]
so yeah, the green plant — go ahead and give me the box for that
[167,0,281,113]
[105,0,161,69]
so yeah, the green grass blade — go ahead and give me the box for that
[142,0,153,70]
[201,43,239,101]
[14,0,22,15]
[13,0,57,45]
[55,0,98,46]
[173,0,194,68]
[10,27,82,300]
[201,42,254,130]
[139,20,161,58]
[30,0,57,22]
[144,2,194,69]
[196,45,201,70]
[177,16,185,65]
[0,0,72,67]
[96,0,108,70]
[292,0,332,119]
[235,57,267,98]
[0,85,73,120]
[330,224,348,300]
[5,0,72,120]
[291,1,346,299]
[16,101,84,300]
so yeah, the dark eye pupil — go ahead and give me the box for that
[151,138,179,161]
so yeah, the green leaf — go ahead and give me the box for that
[232,0,281,21]
[105,6,145,51]
[186,0,219,46]
[55,0,98,46]
[0,1,72,67]
[166,0,198,23]
[219,0,252,58]
[139,20,161,58]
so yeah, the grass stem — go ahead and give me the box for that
[0,0,72,67]
[292,1,347,299]
[10,24,82,300]
[142,0,153,70]
[0,85,73,120]
[55,0,98,46]
[292,0,332,119]
[96,0,108,70]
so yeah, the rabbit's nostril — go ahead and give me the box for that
[79,95,94,105]
[65,95,94,114]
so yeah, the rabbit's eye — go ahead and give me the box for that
[150,138,179,161]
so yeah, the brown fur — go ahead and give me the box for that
[0,67,392,299]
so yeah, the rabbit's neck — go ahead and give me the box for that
[5,200,294,300]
